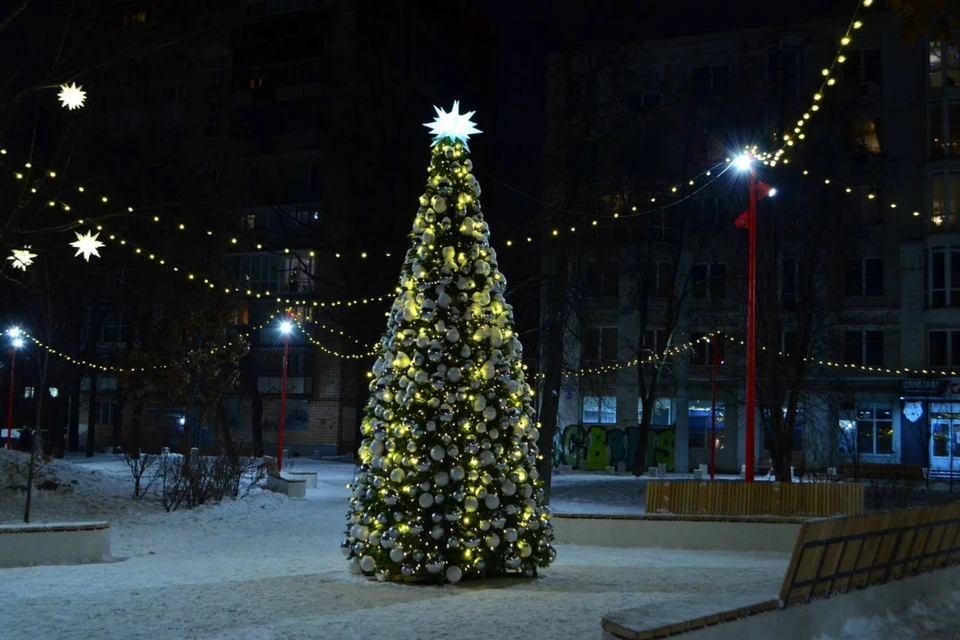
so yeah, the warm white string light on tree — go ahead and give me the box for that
[342,103,556,584]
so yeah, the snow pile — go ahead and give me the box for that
[0,455,792,640]
[814,591,960,640]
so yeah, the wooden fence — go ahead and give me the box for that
[645,480,864,517]
[780,502,960,605]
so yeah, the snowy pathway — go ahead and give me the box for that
[0,455,787,639]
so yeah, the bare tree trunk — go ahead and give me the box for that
[85,368,97,457]
[537,245,568,502]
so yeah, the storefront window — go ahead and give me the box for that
[856,405,894,455]
[688,400,724,449]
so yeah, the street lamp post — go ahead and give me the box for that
[277,315,293,472]
[733,155,776,483]
[6,328,23,450]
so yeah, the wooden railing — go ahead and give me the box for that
[645,480,863,517]
[780,503,960,605]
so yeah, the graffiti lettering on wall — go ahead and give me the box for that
[554,424,674,471]
[263,400,310,432]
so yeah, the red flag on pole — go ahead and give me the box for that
[734,211,749,229]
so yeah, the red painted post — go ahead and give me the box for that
[745,168,757,482]
[277,327,290,472]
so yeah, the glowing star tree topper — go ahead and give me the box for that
[58,82,86,110]
[423,100,481,150]
[70,230,105,261]
[7,247,37,271]
[343,104,555,585]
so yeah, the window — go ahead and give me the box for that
[690,332,724,366]
[241,213,257,229]
[691,196,729,229]
[648,210,678,242]
[692,263,726,299]
[926,247,960,308]
[638,398,674,426]
[583,327,618,361]
[123,10,147,27]
[654,262,673,298]
[929,329,960,366]
[688,400,724,449]
[583,263,619,297]
[206,102,222,134]
[95,401,117,425]
[849,118,882,154]
[781,330,797,356]
[851,405,895,455]
[643,328,669,357]
[23,387,34,399]
[843,49,882,87]
[211,55,225,91]
[582,396,616,424]
[929,172,960,228]
[844,330,884,367]
[766,47,803,100]
[222,252,299,293]
[781,258,798,310]
[929,41,960,89]
[692,64,729,100]
[845,257,883,296]
[929,101,960,159]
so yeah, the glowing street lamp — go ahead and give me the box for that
[6,328,22,450]
[277,315,294,471]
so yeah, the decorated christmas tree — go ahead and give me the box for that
[342,102,556,584]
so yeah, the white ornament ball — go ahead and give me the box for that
[430,446,445,461]
[450,466,465,482]
[435,471,450,486]
[485,533,501,549]
[504,528,519,542]
[446,327,460,343]
[464,496,479,512]
[502,481,517,496]
[419,492,435,508]
[360,555,376,572]
[484,494,500,510]
[348,557,362,574]
[390,547,406,563]
[446,565,463,584]
[389,468,406,483]
[519,542,533,558]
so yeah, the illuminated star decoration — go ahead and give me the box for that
[70,230,105,262]
[7,247,37,271]
[58,82,87,110]
[423,100,481,150]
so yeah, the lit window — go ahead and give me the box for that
[929,41,960,89]
[23,387,34,399]
[638,398,674,426]
[688,400,724,449]
[582,396,616,424]
[839,404,894,455]
[849,118,881,153]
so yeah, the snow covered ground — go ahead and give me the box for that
[0,452,948,639]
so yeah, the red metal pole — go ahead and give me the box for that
[277,332,289,472]
[710,338,718,480]
[6,348,16,450]
[745,168,757,483]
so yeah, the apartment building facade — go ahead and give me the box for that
[74,0,494,455]
[543,9,960,476]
